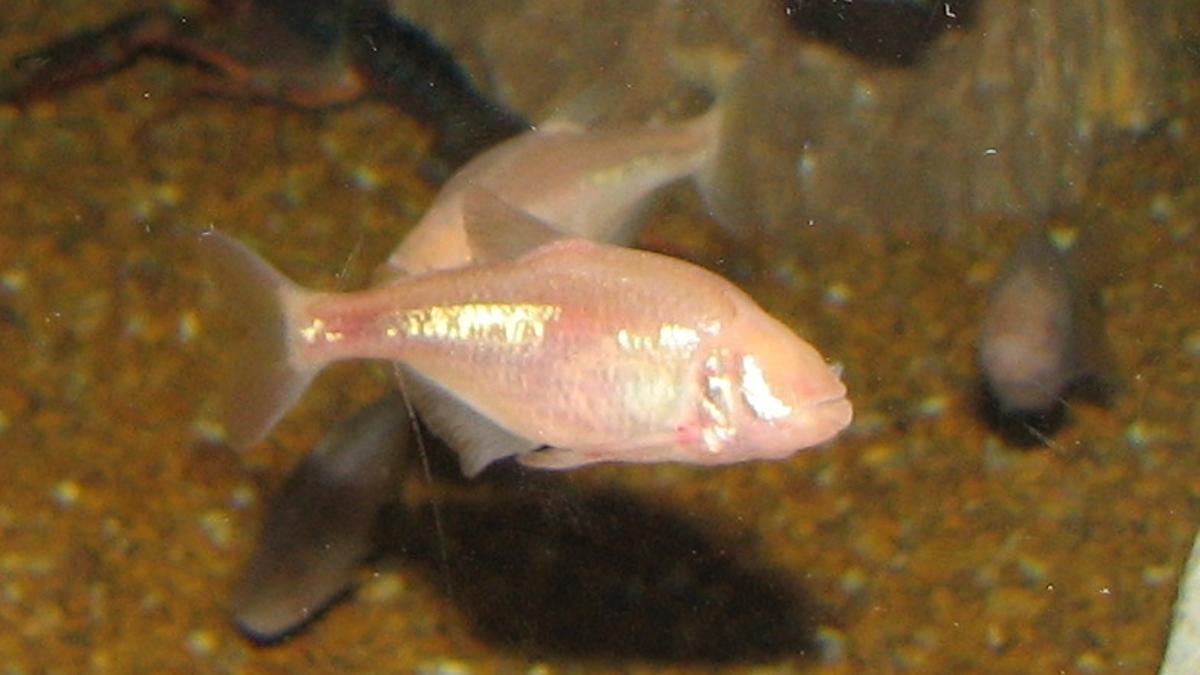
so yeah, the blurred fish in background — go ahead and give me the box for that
[977,227,1113,445]
[780,0,976,65]
[231,392,412,642]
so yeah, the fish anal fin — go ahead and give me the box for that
[518,437,694,471]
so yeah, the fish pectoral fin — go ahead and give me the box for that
[397,365,539,478]
[518,438,696,470]
[460,187,570,262]
[516,446,597,471]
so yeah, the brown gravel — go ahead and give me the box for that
[1,2,1198,673]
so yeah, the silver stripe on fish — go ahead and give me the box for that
[391,302,561,346]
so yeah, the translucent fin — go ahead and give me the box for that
[685,103,725,215]
[682,50,770,237]
[516,446,594,471]
[664,44,749,232]
[535,117,587,134]
[397,365,538,478]
[194,229,317,448]
[668,45,747,98]
[460,187,568,262]
[232,392,411,641]
[537,80,618,131]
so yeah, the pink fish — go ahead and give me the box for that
[379,107,721,278]
[201,191,851,476]
[377,106,730,473]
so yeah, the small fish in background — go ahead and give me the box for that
[977,227,1111,444]
[231,392,412,642]
[199,189,851,477]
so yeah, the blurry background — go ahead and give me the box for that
[0,0,1197,672]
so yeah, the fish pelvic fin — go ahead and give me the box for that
[516,446,595,471]
[195,228,318,449]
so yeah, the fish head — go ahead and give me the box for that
[693,314,852,463]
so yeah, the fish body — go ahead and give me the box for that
[380,108,720,278]
[201,194,850,475]
[230,392,410,641]
[978,230,1085,414]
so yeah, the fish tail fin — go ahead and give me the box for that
[194,229,319,449]
[668,45,760,235]
[690,100,727,221]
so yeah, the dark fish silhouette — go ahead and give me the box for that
[231,392,411,641]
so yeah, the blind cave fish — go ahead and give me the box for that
[201,190,851,477]
[378,104,723,278]
[223,102,744,639]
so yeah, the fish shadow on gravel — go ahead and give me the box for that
[975,375,1114,448]
[374,461,827,664]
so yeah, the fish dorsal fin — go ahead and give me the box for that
[534,117,586,134]
[396,364,539,478]
[537,81,615,131]
[460,187,568,262]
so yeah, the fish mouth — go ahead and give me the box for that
[817,394,853,420]
[805,394,854,439]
